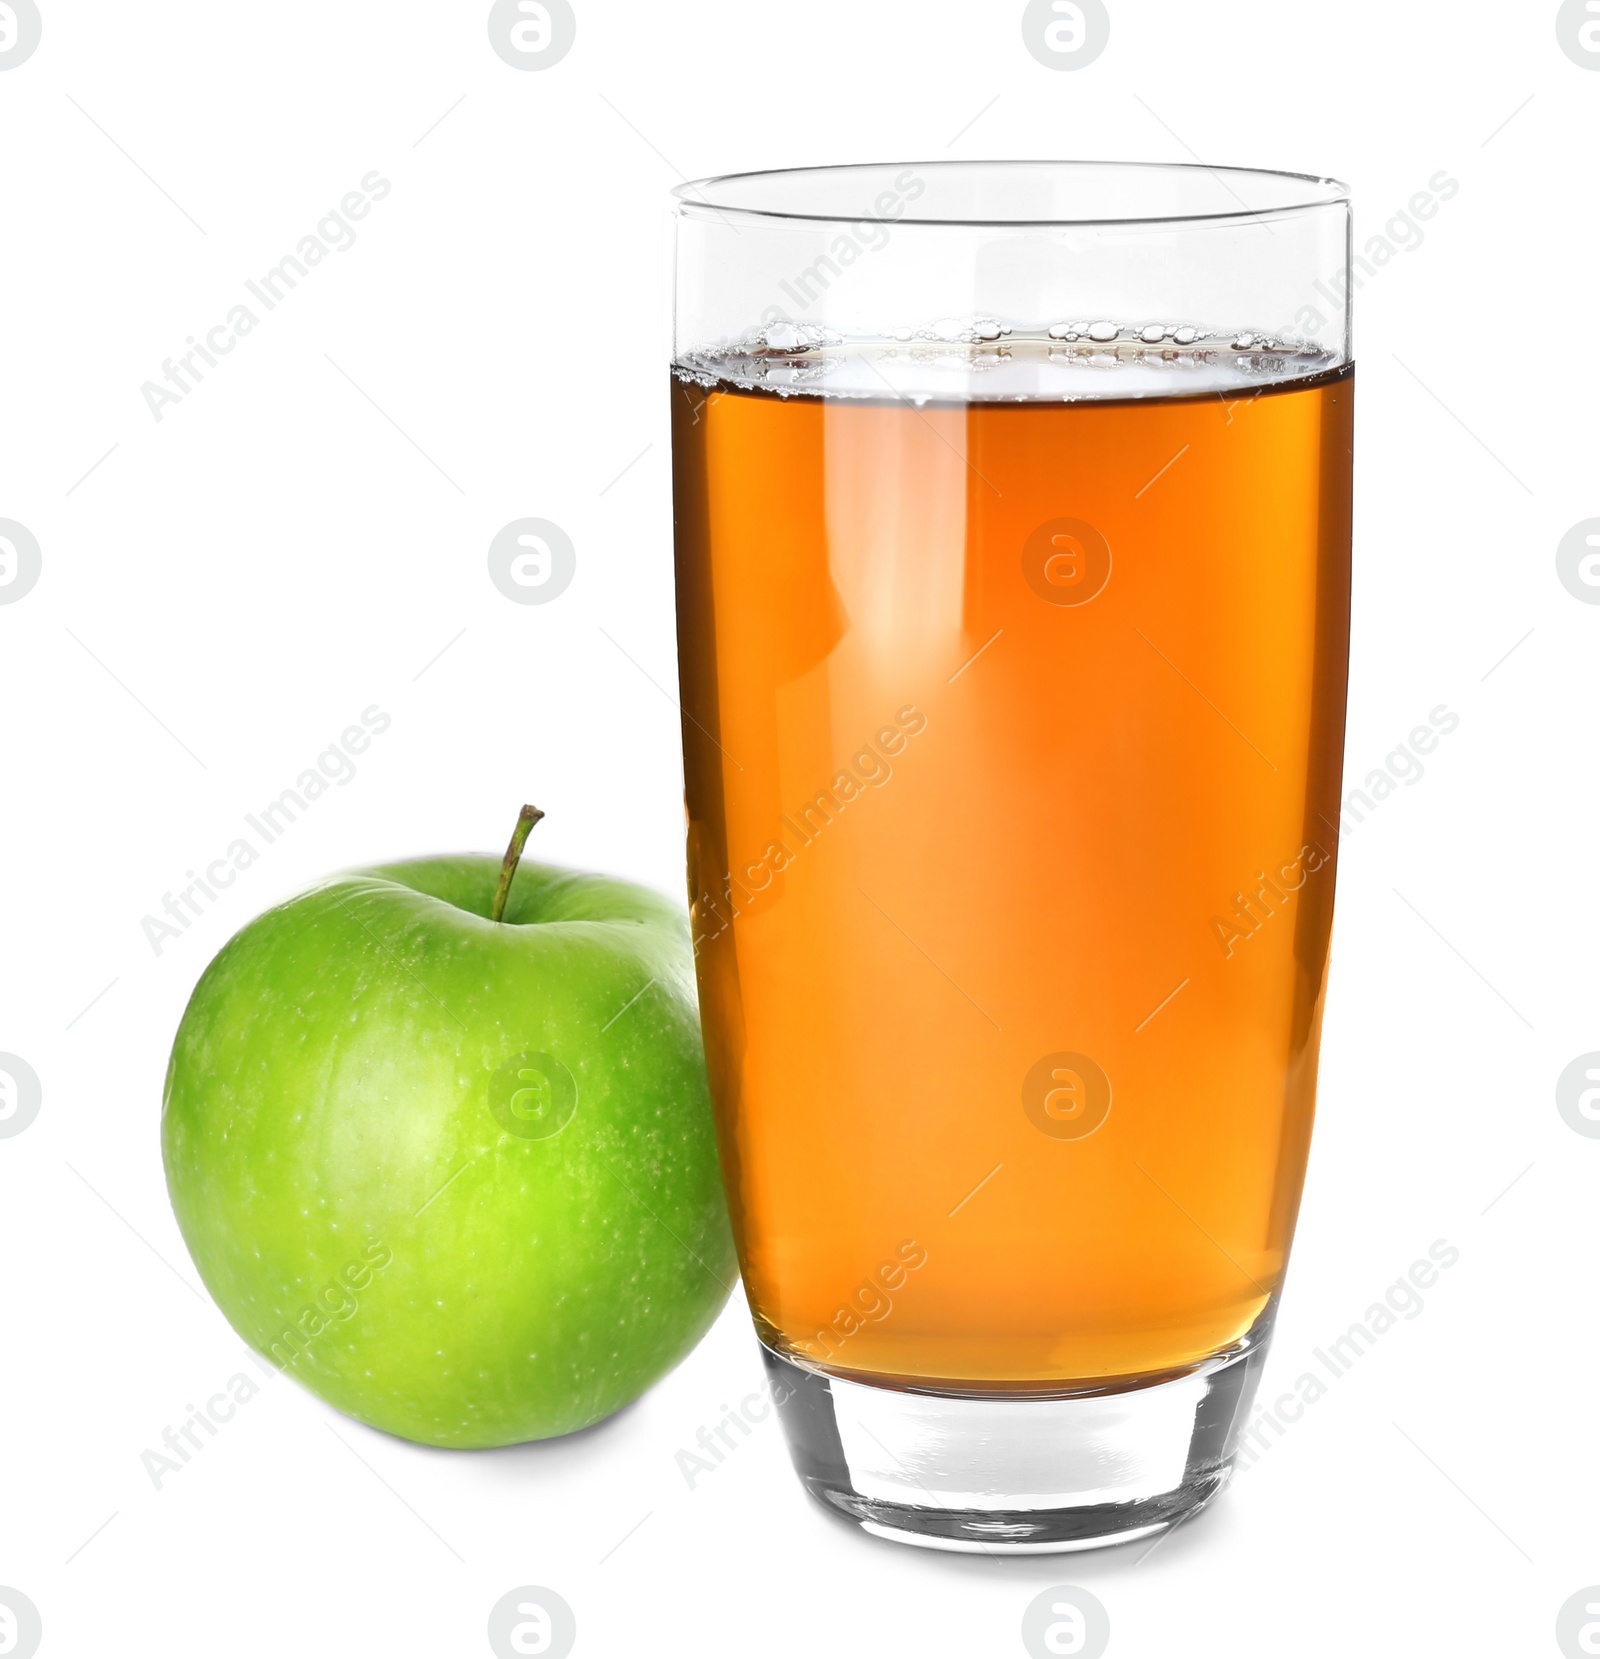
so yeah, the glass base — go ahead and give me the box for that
[761,1310,1273,1554]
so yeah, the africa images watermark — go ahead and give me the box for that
[799,1240,929,1368]
[1235,1239,1460,1473]
[693,704,928,952]
[1211,705,1460,957]
[1292,171,1459,340]
[141,1241,393,1489]
[140,170,392,422]
[140,1364,268,1490]
[264,1241,394,1373]
[674,1374,795,1492]
[0,518,41,605]
[758,167,927,329]
[0,1053,42,1140]
[140,704,392,955]
[672,1240,929,1492]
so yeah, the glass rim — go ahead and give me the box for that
[673,158,1350,231]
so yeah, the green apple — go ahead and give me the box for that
[161,809,735,1448]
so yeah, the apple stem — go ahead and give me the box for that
[491,804,545,923]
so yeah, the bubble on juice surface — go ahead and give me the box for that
[674,319,1343,403]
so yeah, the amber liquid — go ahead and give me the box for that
[671,354,1352,1390]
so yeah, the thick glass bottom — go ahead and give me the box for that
[761,1307,1274,1554]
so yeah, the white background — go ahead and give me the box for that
[1,1,1595,1654]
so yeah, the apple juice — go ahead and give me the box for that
[670,339,1353,1390]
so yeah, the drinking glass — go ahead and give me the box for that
[669,160,1352,1552]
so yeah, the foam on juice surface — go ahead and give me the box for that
[674,317,1345,403]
